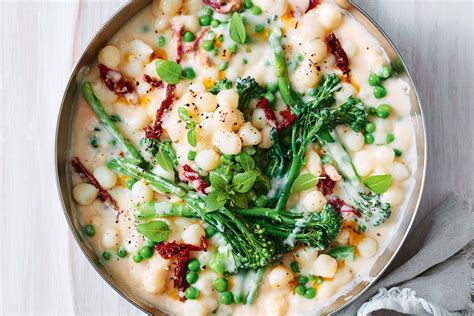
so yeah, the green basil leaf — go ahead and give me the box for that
[231,192,249,208]
[209,172,229,191]
[290,173,318,193]
[328,246,355,261]
[363,174,392,194]
[136,220,170,242]
[206,190,228,211]
[178,107,191,122]
[232,171,257,193]
[156,149,174,172]
[229,13,246,45]
[155,59,182,84]
[236,151,255,172]
[187,128,197,147]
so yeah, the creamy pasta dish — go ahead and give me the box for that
[70,0,416,314]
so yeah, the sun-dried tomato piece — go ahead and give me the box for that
[71,157,120,217]
[326,33,350,74]
[277,106,297,131]
[305,0,320,13]
[98,64,135,95]
[178,164,209,194]
[155,236,208,296]
[171,25,184,64]
[143,74,163,88]
[203,0,242,13]
[317,175,336,196]
[145,84,176,139]
[327,197,362,218]
[256,97,277,125]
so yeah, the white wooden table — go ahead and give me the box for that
[0,0,472,314]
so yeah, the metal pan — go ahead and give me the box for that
[55,0,426,314]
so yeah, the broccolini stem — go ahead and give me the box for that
[81,83,145,163]
[245,268,265,305]
[275,144,306,210]
[134,202,196,219]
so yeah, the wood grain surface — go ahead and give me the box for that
[0,0,472,315]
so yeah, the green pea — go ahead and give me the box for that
[187,150,197,160]
[248,189,257,201]
[139,246,154,259]
[186,271,199,284]
[373,85,387,99]
[376,104,391,118]
[264,92,275,106]
[379,65,393,79]
[303,287,316,299]
[213,277,228,292]
[365,122,376,133]
[202,40,214,51]
[282,134,291,146]
[321,154,330,165]
[255,24,265,33]
[116,247,127,258]
[290,261,300,273]
[233,293,244,304]
[185,287,200,300]
[211,49,219,57]
[203,6,214,16]
[211,19,221,28]
[218,62,229,71]
[243,58,248,65]
[199,15,212,26]
[102,251,111,260]
[266,82,278,93]
[146,240,157,247]
[188,258,201,272]
[229,44,238,54]
[182,67,196,79]
[298,275,309,285]
[205,225,218,238]
[364,133,375,144]
[84,224,96,237]
[394,148,403,157]
[251,5,262,15]
[386,133,395,143]
[255,195,267,207]
[315,276,324,285]
[219,291,233,305]
[368,73,381,86]
[369,107,378,115]
[295,285,305,296]
[133,254,143,263]
[244,0,254,9]
[183,31,195,42]
[125,178,137,190]
[158,36,166,47]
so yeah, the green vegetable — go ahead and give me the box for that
[220,291,233,305]
[254,195,267,207]
[244,0,254,9]
[155,59,182,84]
[234,293,244,304]
[136,221,170,243]
[264,91,275,106]
[208,78,232,94]
[233,172,258,193]
[186,271,199,284]
[303,287,315,299]
[298,275,309,285]
[244,268,265,304]
[81,83,145,163]
[364,133,374,144]
[139,246,154,259]
[187,258,201,272]
[315,276,324,284]
[209,251,227,274]
[146,240,157,247]
[158,36,166,47]
[133,254,143,263]
[199,15,212,26]
[182,67,196,79]
[213,277,228,292]
[185,287,199,300]
[84,224,96,237]
[266,82,278,93]
[205,190,228,211]
[229,44,238,54]
[187,150,197,160]
[202,39,214,51]
[229,13,247,46]
[255,24,264,33]
[394,148,403,157]
[327,246,355,261]
[365,122,376,133]
[363,175,393,194]
[251,5,262,15]
[376,104,391,118]
[235,76,265,112]
[125,178,137,190]
[116,247,127,258]
[205,225,218,238]
[211,19,220,28]
[373,85,387,99]
[218,61,229,71]
[290,261,300,273]
[183,31,195,42]
[236,151,255,171]
[102,251,111,260]
[203,6,214,16]
[177,107,198,147]
[290,173,318,194]
[156,148,174,172]
[295,285,305,296]
[379,66,393,79]
[386,133,395,143]
[368,73,381,86]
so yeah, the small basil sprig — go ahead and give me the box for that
[363,174,392,194]
[155,59,182,84]
[232,172,258,193]
[229,13,247,47]
[290,173,318,193]
[136,220,170,243]
[327,246,355,261]
[236,151,255,172]
[178,107,198,147]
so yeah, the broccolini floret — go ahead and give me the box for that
[235,76,265,112]
[208,78,233,95]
